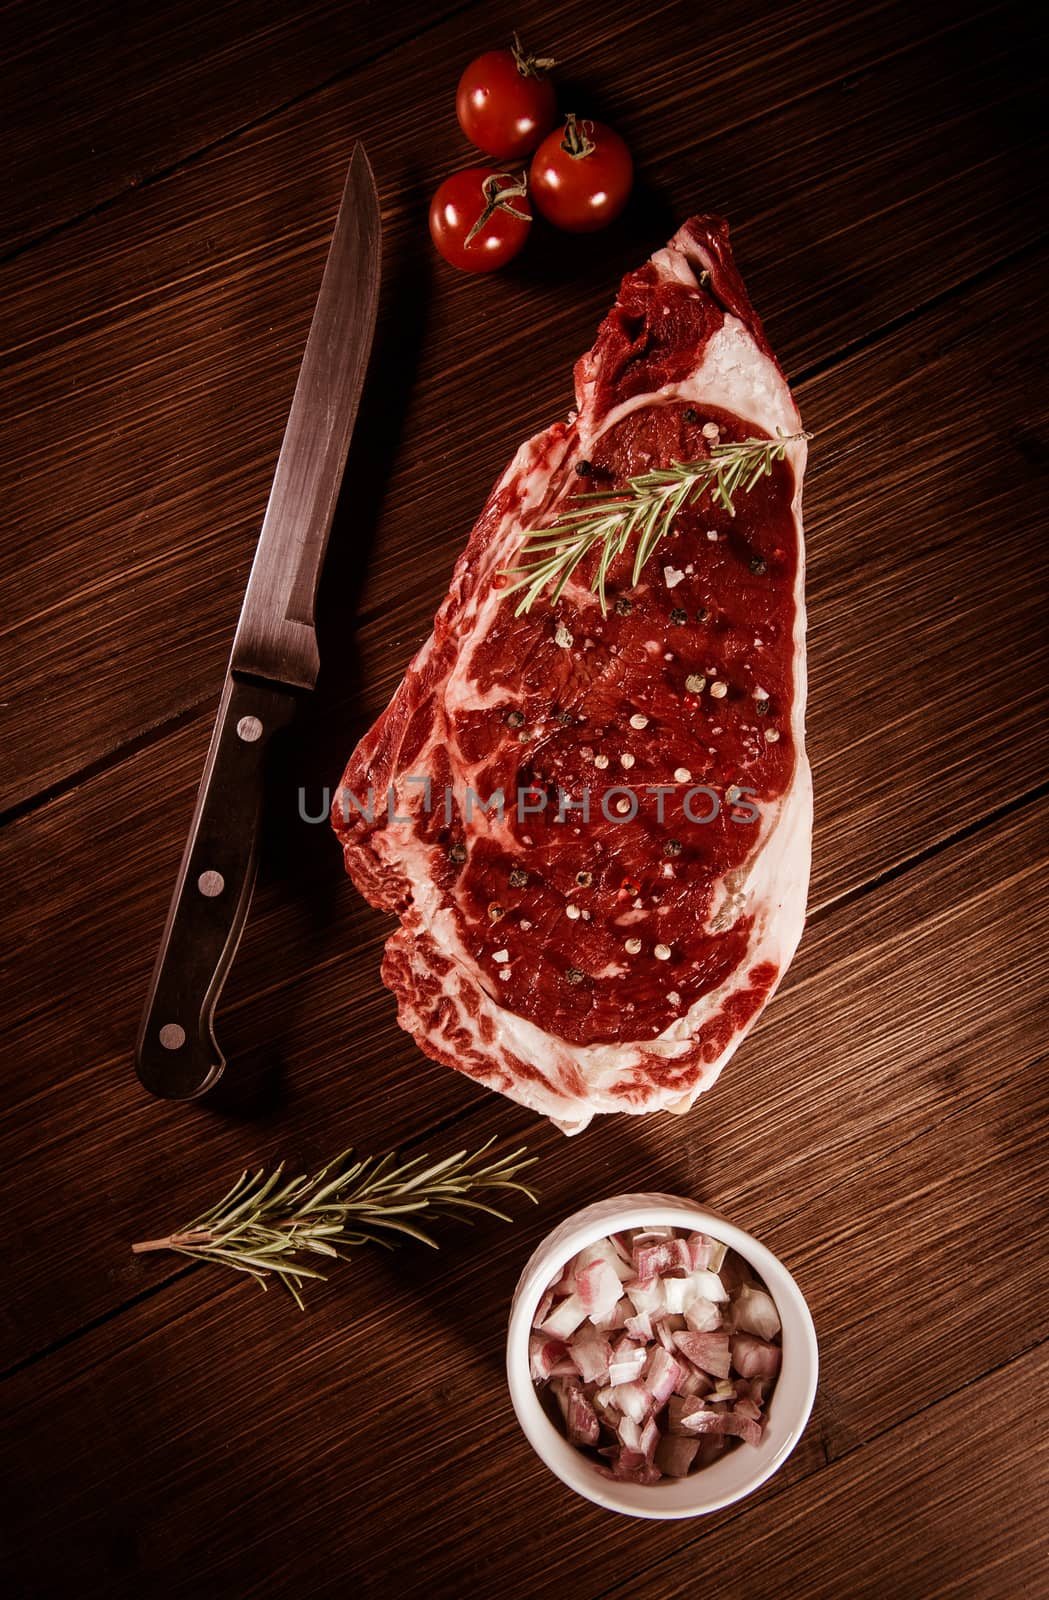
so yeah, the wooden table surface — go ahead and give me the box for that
[3,2,1047,1595]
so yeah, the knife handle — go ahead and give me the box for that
[136,673,299,1100]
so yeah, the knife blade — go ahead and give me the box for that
[136,144,381,1101]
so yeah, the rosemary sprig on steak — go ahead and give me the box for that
[132,1138,538,1308]
[504,431,810,615]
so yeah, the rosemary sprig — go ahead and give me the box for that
[503,430,811,615]
[132,1138,538,1309]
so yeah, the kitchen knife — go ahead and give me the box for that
[136,144,381,1100]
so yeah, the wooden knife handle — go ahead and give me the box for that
[135,672,299,1100]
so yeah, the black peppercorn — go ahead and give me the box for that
[575,459,593,477]
[509,867,528,889]
[749,556,768,576]
[504,708,525,727]
[683,407,699,424]
[670,607,688,625]
[448,843,467,864]
[615,597,633,616]
[663,839,683,857]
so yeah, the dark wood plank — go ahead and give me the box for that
[2,1,1042,813]
[0,0,467,257]
[3,935,1043,1595]
[0,0,999,258]
[606,1345,1049,1600]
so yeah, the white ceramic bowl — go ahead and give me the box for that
[506,1193,818,1518]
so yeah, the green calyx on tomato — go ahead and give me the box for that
[559,111,597,159]
[464,172,531,245]
[510,32,556,79]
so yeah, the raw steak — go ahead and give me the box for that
[334,217,811,1134]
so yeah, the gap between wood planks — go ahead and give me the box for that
[0,223,1042,841]
[0,0,1007,273]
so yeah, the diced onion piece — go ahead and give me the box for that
[572,1238,635,1285]
[567,1326,612,1384]
[624,1278,665,1317]
[730,1332,782,1380]
[719,1410,763,1447]
[590,1294,631,1330]
[683,1295,722,1333]
[617,1414,644,1453]
[733,1284,782,1341]
[538,1293,588,1339]
[644,1345,683,1407]
[667,1397,726,1436]
[624,1310,654,1341]
[706,1378,737,1404]
[601,1448,662,1484]
[655,1433,701,1477]
[672,1330,732,1379]
[576,1257,623,1322]
[561,1382,600,1446]
[638,1415,662,1461]
[613,1380,653,1424]
[674,1366,711,1399]
[633,1237,692,1280]
[689,1269,729,1304]
[529,1334,573,1382]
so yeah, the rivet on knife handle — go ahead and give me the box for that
[135,674,298,1099]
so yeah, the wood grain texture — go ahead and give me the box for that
[2,0,1046,1595]
[3,872,1045,1594]
[2,0,1043,812]
[0,0,467,256]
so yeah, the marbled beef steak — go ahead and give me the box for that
[334,218,811,1133]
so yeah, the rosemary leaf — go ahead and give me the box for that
[501,431,809,615]
[132,1138,538,1308]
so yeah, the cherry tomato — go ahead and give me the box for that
[456,35,557,160]
[428,168,532,273]
[529,114,634,233]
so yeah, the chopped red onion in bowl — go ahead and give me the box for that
[530,1224,783,1482]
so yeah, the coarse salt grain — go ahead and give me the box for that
[554,623,573,649]
[499,968,512,981]
[706,529,718,541]
[520,920,533,931]
[754,686,769,701]
[493,949,509,963]
[664,566,685,589]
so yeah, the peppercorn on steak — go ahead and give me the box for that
[334,217,811,1134]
